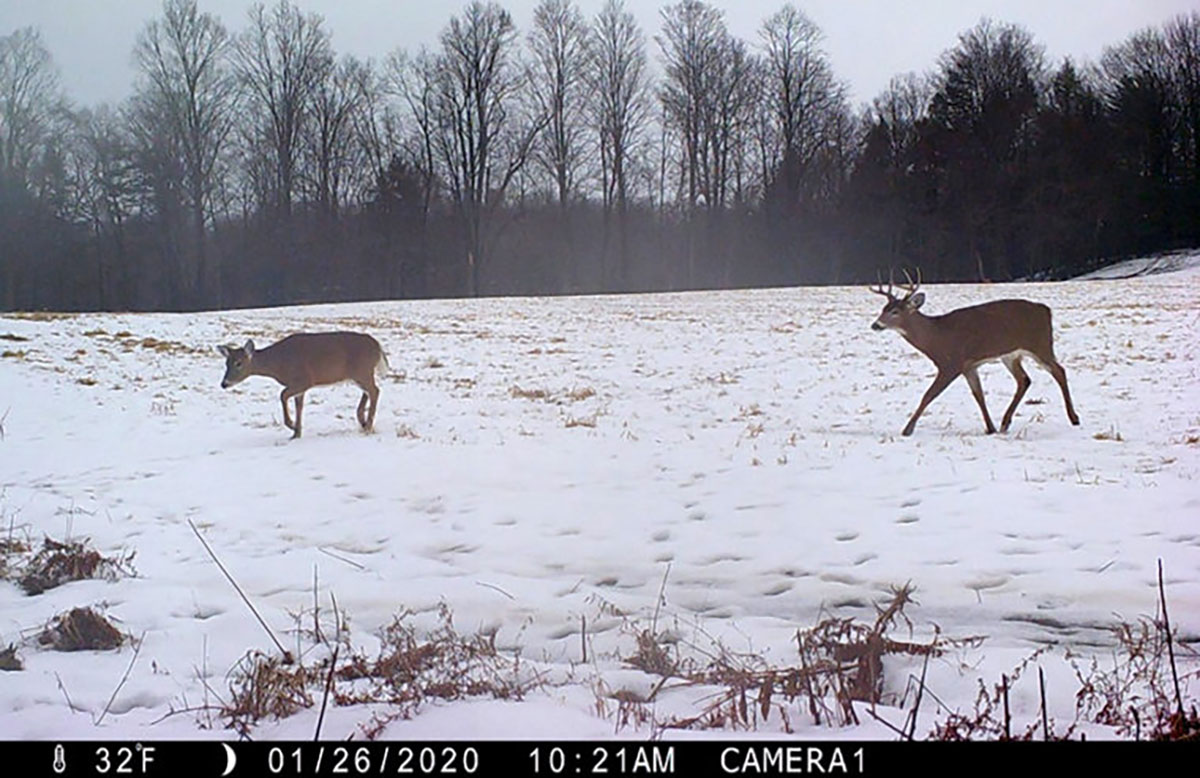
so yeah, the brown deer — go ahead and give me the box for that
[870,270,1080,436]
[217,332,388,439]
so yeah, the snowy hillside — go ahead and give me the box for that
[1,265,1197,741]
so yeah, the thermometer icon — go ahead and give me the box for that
[53,744,66,774]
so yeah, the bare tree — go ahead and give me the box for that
[757,5,847,205]
[72,105,140,307]
[307,55,370,218]
[658,0,757,285]
[704,34,757,210]
[868,72,933,167]
[234,0,332,218]
[0,27,63,188]
[588,0,649,289]
[527,0,591,211]
[433,1,544,296]
[658,0,721,212]
[0,27,67,308]
[388,48,441,223]
[132,0,235,307]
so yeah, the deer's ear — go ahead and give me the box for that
[243,339,255,355]
[908,292,925,310]
[217,344,231,357]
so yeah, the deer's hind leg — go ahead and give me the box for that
[355,378,380,432]
[1000,355,1032,433]
[279,388,304,439]
[280,387,304,437]
[292,393,304,439]
[1031,349,1080,427]
[1045,359,1079,426]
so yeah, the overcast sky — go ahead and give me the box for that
[2,0,1196,108]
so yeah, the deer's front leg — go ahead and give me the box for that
[963,367,996,434]
[903,369,958,436]
[280,387,295,431]
[292,393,304,439]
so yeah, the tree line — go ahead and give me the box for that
[1,0,1198,312]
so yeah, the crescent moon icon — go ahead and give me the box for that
[221,743,238,776]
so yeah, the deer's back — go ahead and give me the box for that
[930,299,1054,365]
[264,332,382,387]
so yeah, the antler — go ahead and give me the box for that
[870,269,897,300]
[899,267,922,300]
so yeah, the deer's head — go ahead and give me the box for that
[870,269,924,333]
[216,340,256,388]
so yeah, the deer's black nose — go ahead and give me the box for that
[871,321,884,331]
[221,380,229,389]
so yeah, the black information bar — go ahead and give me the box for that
[5,739,1178,777]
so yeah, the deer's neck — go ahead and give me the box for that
[250,344,287,383]
[899,313,945,361]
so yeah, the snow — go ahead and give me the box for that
[1,260,1198,742]
[1073,248,1200,280]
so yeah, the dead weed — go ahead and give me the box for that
[39,607,125,651]
[15,537,136,595]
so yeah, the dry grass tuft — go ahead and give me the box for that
[510,385,551,401]
[564,414,599,429]
[928,648,1062,740]
[511,385,597,406]
[1072,616,1200,741]
[596,579,1198,740]
[337,604,533,718]
[0,643,22,671]
[0,333,29,342]
[334,605,538,739]
[2,350,27,359]
[2,312,77,322]
[16,537,135,595]
[39,607,125,651]
[0,537,30,555]
[1093,427,1124,442]
[625,625,679,678]
[82,329,200,354]
[217,603,536,738]
[130,336,201,355]
[223,650,319,733]
[606,583,955,734]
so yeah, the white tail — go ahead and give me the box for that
[217,331,387,439]
[870,269,1080,436]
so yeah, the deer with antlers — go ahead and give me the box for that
[870,270,1080,436]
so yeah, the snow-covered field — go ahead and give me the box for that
[1,258,1198,742]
